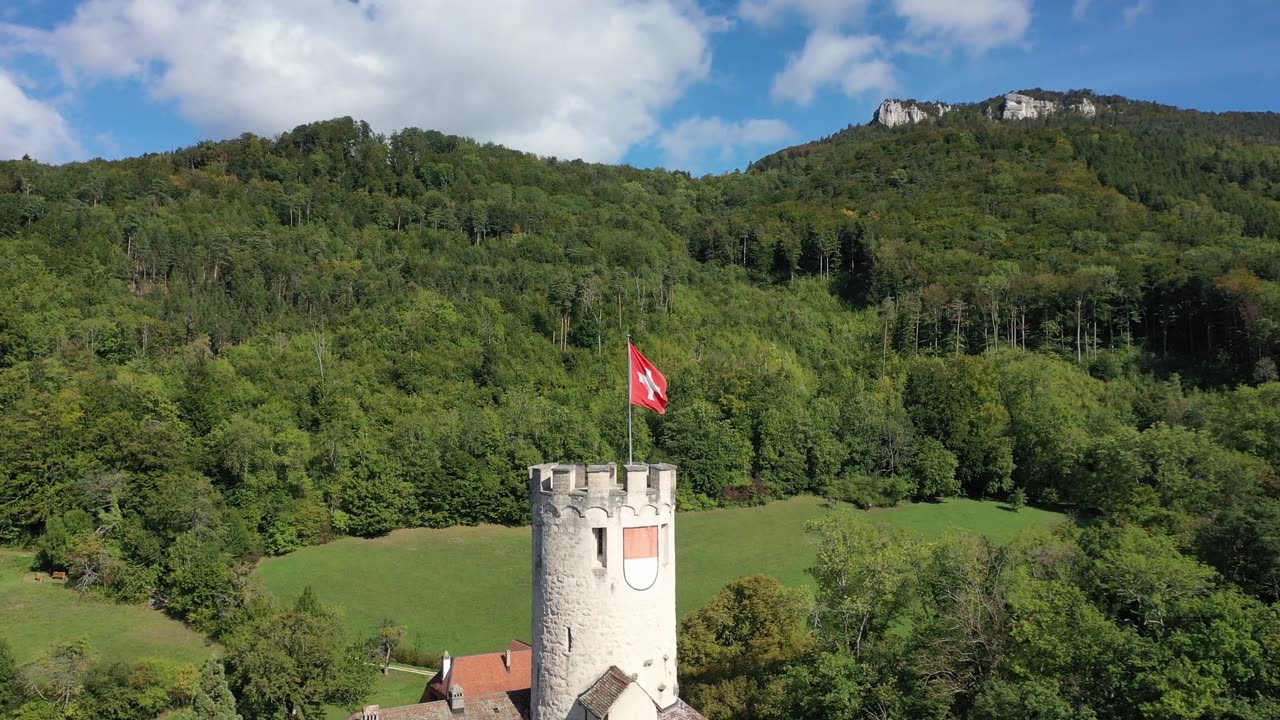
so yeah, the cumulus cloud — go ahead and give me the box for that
[892,0,1031,52]
[0,68,81,162]
[771,31,895,105]
[658,115,793,172]
[17,0,718,163]
[738,0,870,27]
[756,1,1032,111]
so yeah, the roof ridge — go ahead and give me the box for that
[451,644,532,661]
[578,666,637,718]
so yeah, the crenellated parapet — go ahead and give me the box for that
[530,463,675,521]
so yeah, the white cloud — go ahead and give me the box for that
[18,0,718,163]
[0,68,81,162]
[738,0,870,27]
[892,0,1031,52]
[759,1,1030,108]
[1072,0,1092,20]
[771,31,895,105]
[658,115,793,171]
[1123,0,1153,28]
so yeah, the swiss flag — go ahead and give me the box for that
[629,342,669,415]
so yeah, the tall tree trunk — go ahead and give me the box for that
[1076,297,1083,363]
[881,316,890,375]
[992,298,999,350]
[949,299,966,357]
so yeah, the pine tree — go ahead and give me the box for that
[193,659,240,720]
[1009,487,1028,512]
[294,585,325,616]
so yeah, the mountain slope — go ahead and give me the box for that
[744,89,1280,380]
[0,92,1278,631]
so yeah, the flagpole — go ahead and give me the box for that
[626,335,633,465]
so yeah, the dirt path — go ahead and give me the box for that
[378,663,436,676]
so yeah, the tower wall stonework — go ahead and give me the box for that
[530,463,679,720]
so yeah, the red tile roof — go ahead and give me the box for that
[348,690,530,720]
[426,641,532,701]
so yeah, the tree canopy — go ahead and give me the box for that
[1,91,1279,718]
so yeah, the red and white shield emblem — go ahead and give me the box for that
[623,526,659,591]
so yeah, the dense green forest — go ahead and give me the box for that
[2,89,1279,718]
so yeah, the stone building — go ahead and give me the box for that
[352,463,704,720]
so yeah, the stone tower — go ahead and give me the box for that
[529,463,679,720]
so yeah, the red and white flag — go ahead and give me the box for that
[628,342,668,415]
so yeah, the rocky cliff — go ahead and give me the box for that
[872,99,952,127]
[871,91,1099,127]
[986,92,1098,120]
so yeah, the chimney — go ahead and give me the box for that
[440,651,451,681]
[448,684,465,713]
[504,649,511,669]
[361,706,380,720]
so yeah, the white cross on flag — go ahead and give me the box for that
[628,342,668,415]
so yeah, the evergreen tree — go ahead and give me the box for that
[1008,487,1027,512]
[193,659,240,720]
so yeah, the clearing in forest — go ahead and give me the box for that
[256,496,1064,658]
[0,550,215,664]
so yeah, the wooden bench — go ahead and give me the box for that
[51,571,67,580]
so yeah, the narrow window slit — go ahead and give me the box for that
[593,527,606,568]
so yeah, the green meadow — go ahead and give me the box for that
[0,499,1062,666]
[255,497,1064,658]
[0,499,1062,719]
[326,670,428,720]
[0,550,215,665]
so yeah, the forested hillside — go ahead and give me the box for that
[1,89,1279,718]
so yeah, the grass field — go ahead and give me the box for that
[327,669,428,720]
[0,550,216,664]
[256,496,1064,658]
[0,498,1062,719]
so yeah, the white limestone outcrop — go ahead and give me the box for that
[987,92,1100,121]
[1069,97,1098,117]
[999,92,1059,120]
[872,99,952,127]
[873,91,1101,129]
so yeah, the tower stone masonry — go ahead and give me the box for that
[529,462,680,720]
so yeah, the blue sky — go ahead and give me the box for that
[0,0,1276,175]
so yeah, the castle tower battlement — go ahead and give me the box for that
[530,463,679,720]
